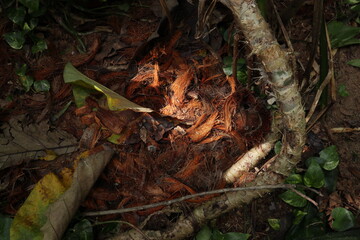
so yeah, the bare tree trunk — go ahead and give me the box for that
[109,1,305,239]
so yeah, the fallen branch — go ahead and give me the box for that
[84,184,321,217]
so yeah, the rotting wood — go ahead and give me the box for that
[109,0,305,239]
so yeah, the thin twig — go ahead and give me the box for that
[288,186,319,208]
[330,127,360,133]
[82,184,319,216]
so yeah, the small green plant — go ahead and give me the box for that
[16,64,50,92]
[195,225,250,240]
[328,21,360,49]
[222,56,248,85]
[3,0,47,53]
[338,84,350,97]
[270,145,358,239]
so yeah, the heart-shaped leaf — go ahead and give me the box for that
[331,207,355,232]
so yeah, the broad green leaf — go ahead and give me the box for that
[304,160,325,188]
[8,7,26,25]
[268,219,281,230]
[319,145,339,170]
[63,62,152,112]
[0,214,12,240]
[285,173,303,184]
[331,208,355,232]
[19,0,39,13]
[33,80,50,92]
[328,21,360,48]
[347,59,360,68]
[293,210,307,225]
[31,39,47,53]
[305,157,325,168]
[3,31,26,49]
[338,84,350,97]
[223,232,250,240]
[195,225,212,240]
[279,189,307,208]
[19,75,34,92]
[63,219,93,240]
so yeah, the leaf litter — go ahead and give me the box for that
[0,0,275,237]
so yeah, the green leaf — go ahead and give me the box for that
[293,209,307,225]
[19,75,34,92]
[324,168,339,193]
[8,7,26,25]
[31,39,47,53]
[3,31,26,49]
[305,157,325,168]
[71,85,96,107]
[328,21,360,48]
[319,145,339,170]
[23,18,38,31]
[256,0,267,19]
[304,160,325,188]
[338,84,349,97]
[331,208,355,232]
[274,141,282,155]
[0,214,12,240]
[268,219,281,230]
[19,0,39,13]
[63,219,93,240]
[195,225,212,240]
[15,64,27,77]
[347,59,360,68]
[285,174,303,184]
[286,216,326,240]
[279,189,307,208]
[223,232,250,240]
[63,62,152,112]
[346,0,360,4]
[212,229,225,240]
[33,80,50,92]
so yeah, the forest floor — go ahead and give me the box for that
[0,0,359,239]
